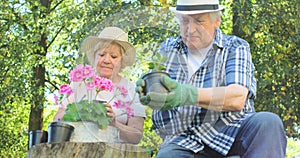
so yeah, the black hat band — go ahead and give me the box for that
[176,4,219,11]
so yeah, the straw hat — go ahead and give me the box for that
[170,0,225,15]
[81,27,136,67]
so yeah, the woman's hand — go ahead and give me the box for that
[53,108,66,121]
[106,103,116,125]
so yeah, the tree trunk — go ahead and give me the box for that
[29,31,48,131]
[232,0,252,37]
[27,142,151,158]
[29,63,46,131]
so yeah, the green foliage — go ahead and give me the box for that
[138,107,162,157]
[219,0,233,34]
[43,106,57,131]
[232,0,299,138]
[0,101,30,157]
[63,100,111,129]
[147,52,168,71]
[286,138,300,158]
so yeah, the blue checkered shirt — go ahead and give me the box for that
[152,29,257,156]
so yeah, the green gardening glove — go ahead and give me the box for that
[135,77,145,97]
[136,75,198,110]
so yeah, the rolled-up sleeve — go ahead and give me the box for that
[225,38,256,99]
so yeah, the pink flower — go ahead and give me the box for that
[54,94,59,106]
[69,67,84,82]
[94,76,113,92]
[86,81,95,90]
[112,100,134,116]
[59,84,73,96]
[82,65,95,79]
[112,100,125,108]
[112,100,131,110]
[125,106,134,116]
[115,85,128,97]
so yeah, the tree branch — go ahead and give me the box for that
[47,25,65,48]
[50,0,64,13]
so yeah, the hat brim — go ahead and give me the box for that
[81,36,136,67]
[170,5,225,15]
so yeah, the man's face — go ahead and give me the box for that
[178,13,220,50]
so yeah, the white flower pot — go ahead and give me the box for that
[62,121,119,143]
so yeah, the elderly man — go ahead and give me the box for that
[136,0,287,157]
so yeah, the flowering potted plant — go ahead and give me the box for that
[52,64,134,142]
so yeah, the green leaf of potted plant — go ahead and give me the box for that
[142,53,170,95]
[62,99,111,129]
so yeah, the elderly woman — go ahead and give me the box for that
[54,27,146,144]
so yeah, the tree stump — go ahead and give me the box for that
[26,142,151,158]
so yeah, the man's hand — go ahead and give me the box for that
[136,75,198,110]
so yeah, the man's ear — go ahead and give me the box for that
[214,17,221,28]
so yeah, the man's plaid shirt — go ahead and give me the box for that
[152,29,257,156]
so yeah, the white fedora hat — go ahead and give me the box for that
[170,0,225,15]
[81,27,136,67]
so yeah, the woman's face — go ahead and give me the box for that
[94,43,122,79]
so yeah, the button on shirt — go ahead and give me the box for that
[152,28,257,156]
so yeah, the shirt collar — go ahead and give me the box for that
[213,28,224,49]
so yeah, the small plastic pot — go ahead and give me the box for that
[28,130,48,149]
[141,71,170,110]
[48,121,74,143]
[142,71,170,94]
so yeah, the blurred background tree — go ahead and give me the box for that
[232,0,299,138]
[0,0,298,157]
